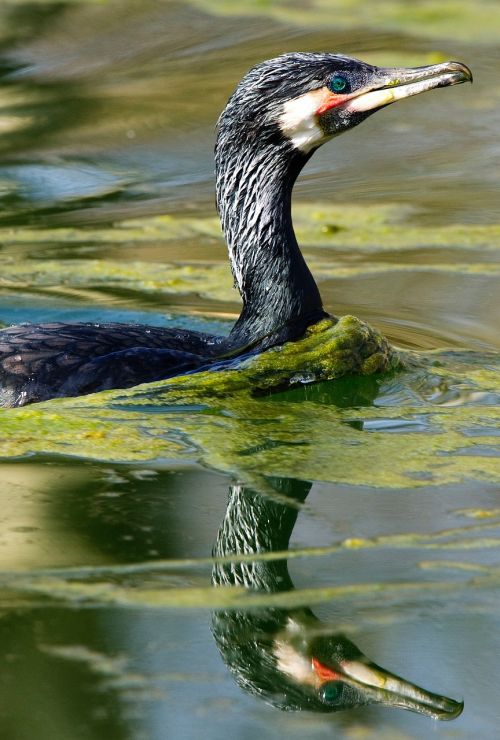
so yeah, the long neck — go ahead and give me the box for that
[215,133,325,347]
[211,478,318,710]
[212,478,311,592]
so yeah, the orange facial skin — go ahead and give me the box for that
[312,656,342,683]
[316,88,351,115]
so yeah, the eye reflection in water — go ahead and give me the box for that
[212,477,463,720]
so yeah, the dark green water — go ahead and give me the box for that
[0,2,499,739]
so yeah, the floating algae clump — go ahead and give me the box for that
[0,336,497,489]
[145,315,401,401]
[242,316,399,391]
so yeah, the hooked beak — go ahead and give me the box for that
[317,61,472,116]
[344,60,473,114]
[314,655,464,720]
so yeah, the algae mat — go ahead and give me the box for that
[1,204,498,324]
[0,316,497,489]
[1,204,498,488]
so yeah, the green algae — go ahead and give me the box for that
[419,560,500,574]
[1,512,498,584]
[0,189,498,493]
[295,204,500,251]
[3,203,500,252]
[1,204,498,311]
[0,316,498,489]
[5,569,498,612]
[0,257,232,304]
[455,507,500,520]
[2,255,496,316]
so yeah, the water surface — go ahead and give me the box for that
[0,2,498,739]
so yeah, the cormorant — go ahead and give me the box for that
[212,478,463,718]
[0,54,471,407]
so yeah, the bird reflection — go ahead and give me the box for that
[212,477,463,719]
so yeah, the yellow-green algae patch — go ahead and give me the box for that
[0,317,498,489]
[2,256,496,315]
[0,257,232,304]
[5,569,499,612]
[419,560,500,575]
[1,204,499,320]
[3,203,500,251]
[1,514,497,583]
[455,508,500,520]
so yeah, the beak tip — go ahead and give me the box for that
[442,698,464,721]
[428,694,464,721]
[451,61,473,84]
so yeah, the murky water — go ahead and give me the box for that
[0,2,498,739]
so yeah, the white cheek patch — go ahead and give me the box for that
[274,640,318,687]
[279,89,328,153]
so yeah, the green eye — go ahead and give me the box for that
[329,75,348,93]
[321,682,343,703]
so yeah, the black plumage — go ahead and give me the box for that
[0,322,219,406]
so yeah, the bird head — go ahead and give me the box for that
[273,617,463,719]
[219,52,472,154]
